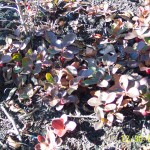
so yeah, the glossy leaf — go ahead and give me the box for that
[94,106,104,119]
[102,54,117,66]
[44,31,57,45]
[33,62,42,75]
[107,113,114,123]
[127,87,139,98]
[67,45,79,54]
[87,97,101,107]
[99,44,115,55]
[144,37,150,45]
[37,135,45,143]
[94,121,104,130]
[63,95,79,104]
[104,104,116,111]
[115,113,124,123]
[119,75,129,91]
[20,37,30,50]
[78,69,94,77]
[62,33,77,47]
[66,65,77,76]
[62,51,74,60]
[105,92,116,104]
[22,57,33,68]
[99,92,108,102]
[97,80,108,88]
[12,53,22,62]
[65,121,77,131]
[60,114,68,123]
[52,118,65,130]
[5,37,12,45]
[45,73,55,83]
[0,54,12,63]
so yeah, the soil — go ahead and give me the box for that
[0,0,150,150]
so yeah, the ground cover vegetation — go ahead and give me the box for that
[0,0,150,149]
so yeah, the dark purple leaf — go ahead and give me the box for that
[62,95,78,104]
[102,54,117,66]
[137,41,146,51]
[33,61,42,75]
[44,31,57,45]
[81,72,102,86]
[62,33,77,47]
[62,51,74,60]
[20,37,30,50]
[66,45,79,54]
[0,54,12,63]
[78,69,94,77]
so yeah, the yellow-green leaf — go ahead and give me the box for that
[12,53,22,62]
[45,73,54,83]
[144,37,150,45]
[27,49,33,55]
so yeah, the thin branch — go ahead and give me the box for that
[67,114,97,119]
[0,6,18,12]
[0,104,22,141]
[15,0,27,34]
[19,108,39,120]
[0,28,14,32]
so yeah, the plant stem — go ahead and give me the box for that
[67,114,97,119]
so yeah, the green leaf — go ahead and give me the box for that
[45,73,55,83]
[81,78,98,86]
[22,57,33,68]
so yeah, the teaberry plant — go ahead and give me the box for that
[0,1,150,149]
[87,75,150,130]
[35,114,76,150]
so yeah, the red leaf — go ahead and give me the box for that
[37,135,45,143]
[52,118,65,130]
[146,69,150,74]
